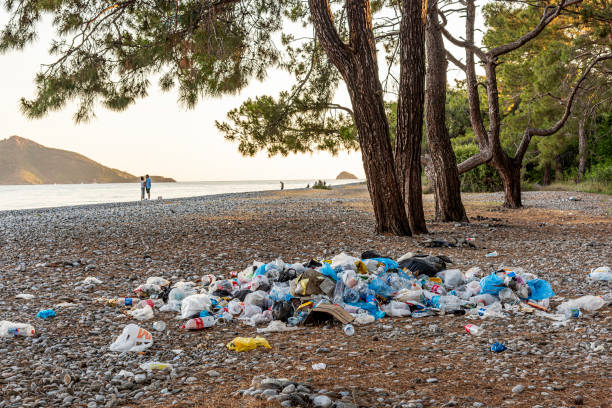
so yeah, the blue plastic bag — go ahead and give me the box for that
[370,258,400,272]
[526,279,555,300]
[254,264,266,276]
[480,273,505,295]
[368,278,396,297]
[320,263,338,281]
[347,301,386,320]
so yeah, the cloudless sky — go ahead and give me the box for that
[0,5,482,182]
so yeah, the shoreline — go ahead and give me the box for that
[0,181,365,215]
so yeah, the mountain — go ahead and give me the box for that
[0,136,176,185]
[336,171,358,180]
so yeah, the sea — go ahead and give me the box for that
[0,179,363,211]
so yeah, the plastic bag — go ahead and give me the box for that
[319,263,338,281]
[353,314,375,326]
[557,295,605,314]
[242,304,262,318]
[383,301,412,317]
[249,310,273,326]
[227,299,244,315]
[226,336,271,352]
[526,279,555,300]
[470,293,498,306]
[465,266,482,280]
[269,283,292,302]
[256,320,300,333]
[341,270,359,288]
[146,277,170,287]
[480,273,505,295]
[368,278,396,297]
[498,288,519,304]
[249,275,270,292]
[395,288,423,302]
[330,252,358,272]
[128,305,154,321]
[109,324,153,352]
[272,301,294,322]
[81,276,102,285]
[180,294,212,319]
[369,258,399,272]
[440,269,463,289]
[244,290,269,309]
[161,286,197,312]
[589,266,612,281]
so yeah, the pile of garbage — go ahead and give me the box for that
[91,251,611,351]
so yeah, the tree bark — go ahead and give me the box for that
[577,115,587,182]
[543,162,551,185]
[424,0,468,222]
[308,0,411,235]
[395,0,427,234]
[497,159,522,208]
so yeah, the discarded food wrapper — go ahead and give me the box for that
[589,266,612,281]
[226,336,271,352]
[485,251,498,258]
[312,363,327,370]
[490,342,507,352]
[303,303,355,325]
[139,362,172,371]
[109,324,153,352]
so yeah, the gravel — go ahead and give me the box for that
[0,186,610,407]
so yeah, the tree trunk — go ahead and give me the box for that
[577,115,587,182]
[395,0,428,234]
[554,154,563,182]
[543,162,551,185]
[497,159,522,208]
[424,0,468,222]
[308,0,411,236]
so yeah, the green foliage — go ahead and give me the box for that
[312,179,331,190]
[1,0,293,122]
[453,136,503,192]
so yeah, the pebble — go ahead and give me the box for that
[512,384,525,394]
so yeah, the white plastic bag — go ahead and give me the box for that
[557,295,605,314]
[353,314,375,326]
[383,301,412,317]
[180,294,212,319]
[109,324,153,352]
[128,305,154,321]
[331,252,358,271]
[589,266,612,281]
[244,290,269,309]
[146,277,170,287]
[81,276,102,285]
[227,299,244,315]
[256,320,300,333]
[242,304,262,318]
[341,270,359,288]
[395,288,423,302]
[440,269,463,289]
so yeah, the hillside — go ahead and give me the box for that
[336,171,358,180]
[0,136,175,185]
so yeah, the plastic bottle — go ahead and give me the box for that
[0,321,36,337]
[564,308,581,319]
[181,316,215,330]
[152,321,166,331]
[36,309,56,319]
[343,324,355,336]
[464,323,483,336]
[287,317,300,326]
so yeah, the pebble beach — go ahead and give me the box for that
[1,185,610,408]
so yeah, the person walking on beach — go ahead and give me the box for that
[145,175,151,200]
[140,176,146,200]
[280,181,284,190]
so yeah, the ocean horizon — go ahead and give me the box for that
[0,179,363,211]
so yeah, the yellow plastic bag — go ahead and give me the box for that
[226,336,271,352]
[428,277,443,284]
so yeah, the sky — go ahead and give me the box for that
[0,5,482,182]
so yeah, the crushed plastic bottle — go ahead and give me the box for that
[464,323,483,336]
[485,251,498,257]
[181,316,215,330]
[343,324,355,336]
[0,321,36,337]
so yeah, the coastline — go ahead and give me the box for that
[0,180,365,215]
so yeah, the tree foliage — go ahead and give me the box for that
[1,0,290,122]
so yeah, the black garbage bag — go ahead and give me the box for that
[399,254,452,277]
[212,289,232,298]
[361,250,382,260]
[272,301,294,322]
[304,259,323,268]
[233,289,252,302]
[159,285,172,303]
[278,268,297,283]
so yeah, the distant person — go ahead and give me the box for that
[140,176,145,200]
[280,181,284,190]
[145,175,151,200]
